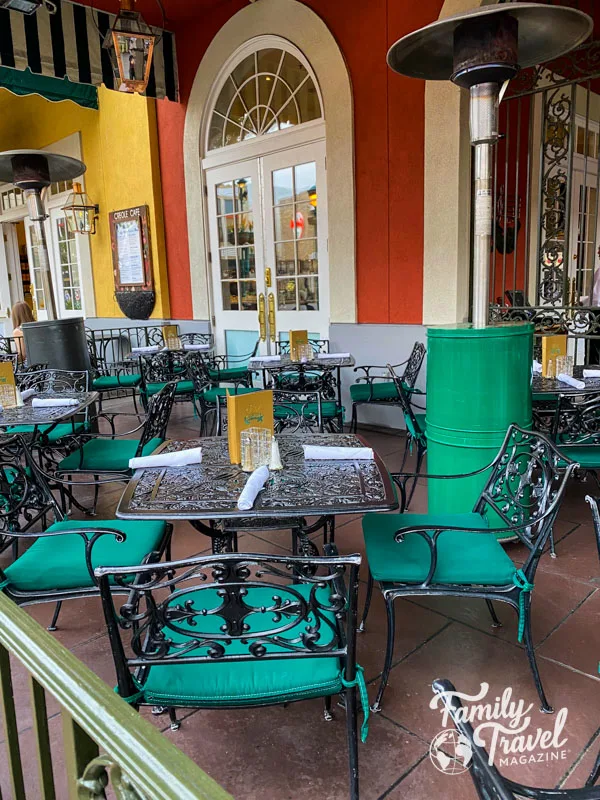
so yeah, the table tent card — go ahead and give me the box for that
[226,389,274,465]
[162,325,182,351]
[289,330,308,361]
[541,334,567,378]
[0,362,17,407]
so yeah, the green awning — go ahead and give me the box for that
[0,66,98,109]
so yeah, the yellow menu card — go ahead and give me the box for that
[162,325,182,350]
[541,334,567,377]
[227,389,274,464]
[0,362,17,407]
[289,330,308,361]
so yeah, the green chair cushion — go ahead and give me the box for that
[557,445,600,469]
[274,402,342,420]
[6,422,86,443]
[208,367,249,382]
[93,374,141,390]
[363,512,515,586]
[140,584,342,708]
[143,381,193,396]
[201,387,260,404]
[350,381,399,402]
[4,518,167,592]
[57,437,163,472]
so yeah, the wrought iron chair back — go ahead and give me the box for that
[387,365,426,446]
[401,341,426,388]
[185,352,213,395]
[15,364,49,388]
[15,369,89,394]
[96,548,360,684]
[550,393,600,445]
[179,332,214,348]
[431,678,600,799]
[273,389,325,433]
[138,382,177,452]
[140,351,189,386]
[275,338,330,355]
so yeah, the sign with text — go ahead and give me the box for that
[109,206,153,293]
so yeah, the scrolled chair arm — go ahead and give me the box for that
[353,362,406,381]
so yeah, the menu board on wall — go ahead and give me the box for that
[109,205,153,293]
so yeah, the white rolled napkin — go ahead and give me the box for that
[557,373,586,390]
[237,465,269,511]
[583,369,600,378]
[183,343,211,351]
[32,397,79,408]
[129,447,202,470]
[131,345,160,355]
[315,352,351,359]
[20,388,36,401]
[532,360,542,373]
[303,445,374,460]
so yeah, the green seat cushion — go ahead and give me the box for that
[57,437,163,472]
[93,374,141,390]
[143,381,193,396]
[557,445,600,469]
[201,387,260,404]
[6,422,85,443]
[350,381,399,402]
[208,367,249,382]
[140,584,342,708]
[363,512,515,586]
[4,518,167,592]
[274,402,342,420]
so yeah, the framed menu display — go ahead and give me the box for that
[110,206,153,293]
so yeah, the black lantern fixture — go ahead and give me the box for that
[106,0,157,95]
[62,182,99,235]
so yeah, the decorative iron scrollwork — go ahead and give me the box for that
[77,755,146,800]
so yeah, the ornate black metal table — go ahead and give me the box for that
[117,432,397,551]
[249,354,355,406]
[532,366,600,396]
[0,391,98,428]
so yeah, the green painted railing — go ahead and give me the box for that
[0,592,232,800]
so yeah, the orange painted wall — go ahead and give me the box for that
[156,0,445,322]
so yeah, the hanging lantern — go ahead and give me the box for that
[62,183,99,235]
[107,0,157,95]
[308,186,317,208]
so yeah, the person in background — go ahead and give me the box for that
[11,301,34,364]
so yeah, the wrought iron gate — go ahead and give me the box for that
[488,0,600,358]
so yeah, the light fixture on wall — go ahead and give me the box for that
[105,0,157,95]
[62,182,99,235]
[308,186,317,208]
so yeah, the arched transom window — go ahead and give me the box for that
[207,47,323,151]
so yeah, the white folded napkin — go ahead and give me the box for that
[257,355,281,363]
[131,345,160,354]
[21,388,36,401]
[237,465,269,510]
[557,373,586,390]
[583,369,600,378]
[129,447,202,470]
[315,352,351,359]
[303,445,374,460]
[183,344,211,351]
[532,360,542,373]
[32,397,79,408]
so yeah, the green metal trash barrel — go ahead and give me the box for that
[426,322,533,531]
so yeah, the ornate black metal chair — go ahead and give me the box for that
[54,382,177,514]
[349,341,426,433]
[187,352,259,436]
[97,547,367,800]
[139,351,194,410]
[179,332,214,349]
[87,333,141,413]
[15,363,49,387]
[387,363,427,506]
[432,678,600,798]
[0,434,173,632]
[361,424,578,714]
[275,338,330,355]
[203,341,258,388]
[548,392,600,480]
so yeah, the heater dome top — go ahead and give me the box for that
[387,2,593,81]
[0,150,85,185]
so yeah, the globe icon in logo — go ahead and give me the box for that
[429,729,473,775]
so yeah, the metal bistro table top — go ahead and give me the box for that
[532,366,600,396]
[117,433,397,521]
[0,391,98,427]
[249,354,355,371]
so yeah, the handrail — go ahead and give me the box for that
[0,591,231,799]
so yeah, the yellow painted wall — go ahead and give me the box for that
[0,85,170,319]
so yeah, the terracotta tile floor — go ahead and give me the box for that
[2,401,600,799]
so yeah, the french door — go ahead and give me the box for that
[206,141,328,356]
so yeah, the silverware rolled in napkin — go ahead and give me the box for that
[583,369,600,378]
[20,389,36,401]
[237,465,269,510]
[131,345,160,354]
[32,398,79,408]
[532,360,542,374]
[303,445,374,460]
[314,352,351,360]
[129,447,203,470]
[557,373,585,390]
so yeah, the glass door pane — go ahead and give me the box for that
[51,210,84,317]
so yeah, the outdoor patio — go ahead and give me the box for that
[0,397,597,800]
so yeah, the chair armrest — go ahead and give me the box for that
[353,362,405,380]
[504,782,600,800]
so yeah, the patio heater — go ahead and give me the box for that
[387,3,592,520]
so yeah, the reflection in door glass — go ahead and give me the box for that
[28,226,46,311]
[55,216,82,311]
[216,177,256,311]
[272,162,318,310]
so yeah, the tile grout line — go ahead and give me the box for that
[377,753,430,800]
[536,587,597,648]
[365,621,453,687]
[557,724,600,788]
